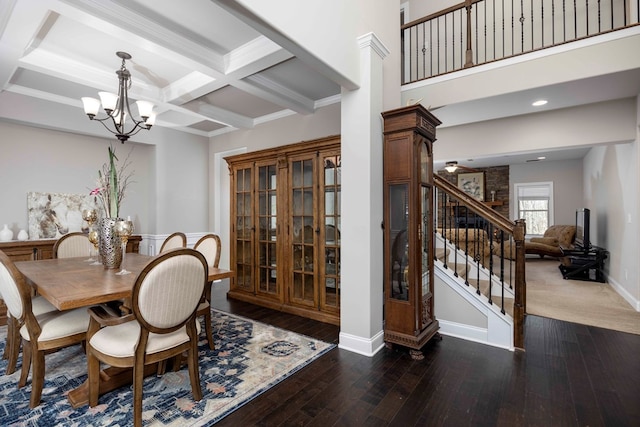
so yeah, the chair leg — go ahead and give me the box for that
[187,341,202,401]
[156,359,167,376]
[133,358,145,427]
[204,309,215,351]
[2,314,10,360]
[172,354,182,372]
[18,339,31,388]
[28,349,46,408]
[6,317,20,375]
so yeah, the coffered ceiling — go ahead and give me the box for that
[0,0,341,139]
[1,0,638,171]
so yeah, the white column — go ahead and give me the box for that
[339,33,390,356]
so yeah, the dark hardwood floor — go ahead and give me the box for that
[211,280,640,426]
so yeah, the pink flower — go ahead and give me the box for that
[90,187,103,196]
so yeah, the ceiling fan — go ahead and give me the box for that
[442,161,478,173]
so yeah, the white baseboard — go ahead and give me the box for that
[338,329,385,357]
[438,319,513,351]
[608,277,640,312]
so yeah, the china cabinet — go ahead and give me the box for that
[226,136,341,325]
[382,105,441,359]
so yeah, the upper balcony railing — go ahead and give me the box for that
[402,0,640,83]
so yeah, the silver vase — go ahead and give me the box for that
[98,217,123,269]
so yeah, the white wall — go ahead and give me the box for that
[510,159,584,225]
[584,140,640,308]
[153,134,210,234]
[407,0,455,20]
[0,120,210,240]
[0,121,153,235]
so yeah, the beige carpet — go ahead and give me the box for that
[525,257,640,335]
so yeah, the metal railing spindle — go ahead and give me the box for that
[401,0,636,83]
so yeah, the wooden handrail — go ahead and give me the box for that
[434,175,513,232]
[401,0,483,30]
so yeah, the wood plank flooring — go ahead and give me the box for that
[210,280,640,426]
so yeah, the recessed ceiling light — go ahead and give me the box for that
[532,99,548,107]
[537,156,546,160]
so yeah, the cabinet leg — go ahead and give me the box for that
[409,349,424,360]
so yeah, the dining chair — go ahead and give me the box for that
[86,248,207,427]
[0,250,91,407]
[158,232,187,253]
[193,233,221,350]
[53,231,92,258]
[3,296,57,376]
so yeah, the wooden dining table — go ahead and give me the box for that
[14,253,234,408]
[15,253,234,311]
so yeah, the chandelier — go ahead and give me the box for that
[81,51,155,143]
[444,161,459,173]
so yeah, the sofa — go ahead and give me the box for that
[524,225,576,258]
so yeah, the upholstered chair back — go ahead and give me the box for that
[0,250,27,322]
[193,234,221,269]
[53,232,92,258]
[132,248,207,332]
[159,232,187,254]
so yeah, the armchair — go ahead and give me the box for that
[85,248,207,427]
[0,250,91,407]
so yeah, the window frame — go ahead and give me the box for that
[513,181,554,238]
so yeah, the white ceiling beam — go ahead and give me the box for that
[60,0,226,73]
[0,0,53,89]
[237,74,315,115]
[182,100,254,129]
[166,36,294,106]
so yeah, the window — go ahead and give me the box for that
[514,182,554,236]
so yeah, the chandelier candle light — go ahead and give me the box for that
[81,51,155,143]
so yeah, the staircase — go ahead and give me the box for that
[433,175,526,350]
[434,234,516,349]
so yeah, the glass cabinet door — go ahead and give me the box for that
[320,153,341,312]
[257,162,278,296]
[389,183,409,301]
[419,141,433,327]
[421,184,431,303]
[290,156,316,307]
[234,166,253,292]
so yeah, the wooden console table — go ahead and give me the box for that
[0,235,142,325]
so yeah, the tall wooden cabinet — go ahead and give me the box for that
[382,105,441,359]
[226,136,341,325]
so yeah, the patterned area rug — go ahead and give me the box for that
[0,310,335,426]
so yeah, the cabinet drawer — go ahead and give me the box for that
[3,247,37,261]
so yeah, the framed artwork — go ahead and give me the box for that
[457,172,485,201]
[27,192,96,239]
